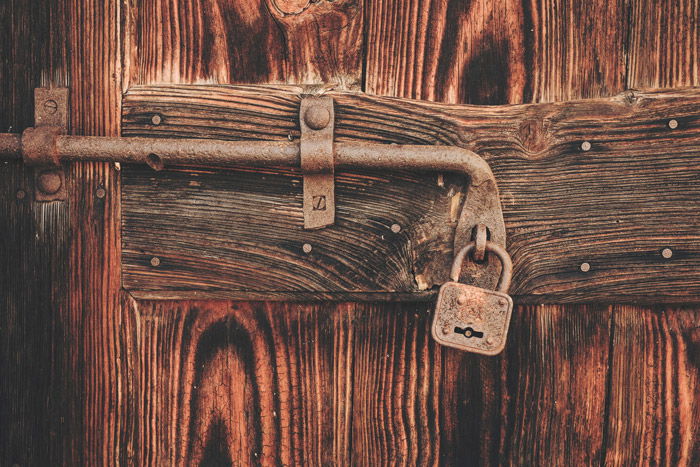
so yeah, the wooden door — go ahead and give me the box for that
[1,0,699,465]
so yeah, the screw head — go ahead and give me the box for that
[151,114,162,125]
[668,119,678,129]
[150,257,161,267]
[36,170,62,194]
[43,99,58,115]
[304,105,331,130]
[581,141,592,151]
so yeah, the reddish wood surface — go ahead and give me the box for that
[1,0,699,465]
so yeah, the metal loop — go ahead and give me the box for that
[473,223,488,262]
[450,241,513,292]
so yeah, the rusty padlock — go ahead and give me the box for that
[431,241,513,355]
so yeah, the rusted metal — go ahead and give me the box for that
[300,97,335,229]
[432,241,513,355]
[0,94,507,287]
[473,223,488,263]
[32,88,68,201]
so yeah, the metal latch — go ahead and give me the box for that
[0,87,508,288]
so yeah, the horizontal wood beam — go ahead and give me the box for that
[121,85,700,303]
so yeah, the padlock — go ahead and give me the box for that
[431,240,513,355]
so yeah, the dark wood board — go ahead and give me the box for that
[124,0,364,89]
[121,85,700,303]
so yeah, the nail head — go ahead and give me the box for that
[391,223,401,233]
[457,295,467,305]
[16,189,26,200]
[151,114,162,125]
[302,243,313,254]
[96,187,106,198]
[304,105,330,130]
[668,119,678,129]
[36,171,62,194]
[150,257,161,267]
[581,141,592,151]
[661,248,673,259]
[580,262,591,272]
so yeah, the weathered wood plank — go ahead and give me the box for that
[627,0,700,89]
[123,297,354,465]
[364,0,628,104]
[125,0,364,88]
[121,85,700,302]
[65,0,125,464]
[0,0,71,465]
[603,306,700,465]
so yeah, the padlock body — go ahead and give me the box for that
[431,281,513,355]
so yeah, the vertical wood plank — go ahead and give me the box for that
[351,304,441,465]
[627,0,699,88]
[364,0,629,104]
[124,299,354,465]
[0,0,70,465]
[125,0,364,88]
[65,0,125,464]
[603,307,700,465]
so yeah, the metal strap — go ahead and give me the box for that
[299,97,335,229]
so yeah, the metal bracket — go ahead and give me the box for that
[300,97,335,229]
[31,88,68,201]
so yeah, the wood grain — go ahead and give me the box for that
[66,0,125,464]
[627,0,700,89]
[603,306,700,465]
[123,297,355,465]
[125,0,363,88]
[121,85,700,302]
[0,0,71,465]
[364,0,628,104]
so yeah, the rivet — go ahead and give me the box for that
[96,187,106,199]
[43,99,58,115]
[661,248,673,259]
[486,337,494,345]
[442,325,451,335]
[151,114,162,125]
[498,298,507,306]
[302,243,313,254]
[580,141,592,151]
[457,295,467,305]
[36,170,62,194]
[580,262,591,272]
[668,119,678,129]
[150,257,161,267]
[304,105,330,130]
[391,223,401,233]
[16,189,26,200]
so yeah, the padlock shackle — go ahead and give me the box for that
[450,242,513,293]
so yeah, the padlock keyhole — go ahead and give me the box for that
[454,326,484,339]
